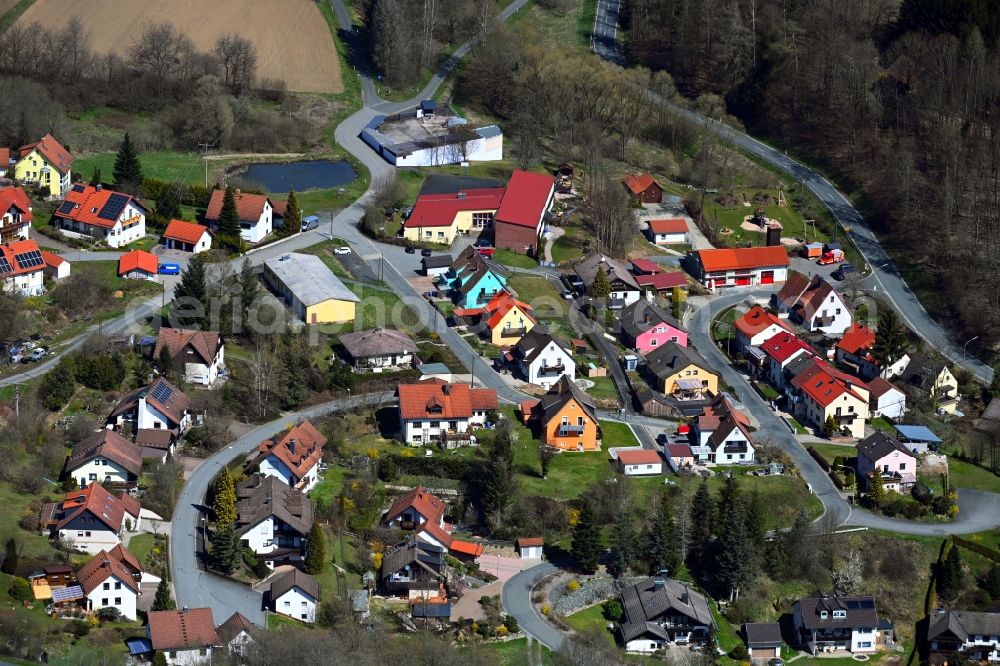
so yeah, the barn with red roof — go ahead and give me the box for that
[118,250,159,281]
[623,172,662,203]
[493,170,555,255]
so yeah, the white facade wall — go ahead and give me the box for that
[163,647,214,666]
[391,134,503,167]
[242,202,273,244]
[402,415,486,445]
[241,517,276,554]
[520,545,543,559]
[87,575,138,621]
[4,269,44,296]
[850,627,878,653]
[805,291,852,336]
[625,638,665,654]
[873,389,906,419]
[653,232,688,244]
[610,288,641,307]
[526,345,576,389]
[136,399,186,431]
[259,456,319,493]
[738,324,790,353]
[59,528,121,555]
[622,461,664,476]
[69,458,133,488]
[184,347,224,386]
[275,588,317,623]
[710,430,755,464]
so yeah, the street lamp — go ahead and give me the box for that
[963,336,980,363]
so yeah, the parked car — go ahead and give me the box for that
[29,348,46,362]
[158,263,181,275]
[474,238,493,248]
[476,247,496,257]
[405,245,416,254]
[334,246,352,255]
[561,289,574,300]
[301,215,319,231]
[421,248,433,257]
[833,263,856,280]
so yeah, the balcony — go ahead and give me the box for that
[558,425,586,436]
[610,298,627,309]
[500,327,528,337]
[538,363,565,376]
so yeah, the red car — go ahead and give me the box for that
[476,247,496,257]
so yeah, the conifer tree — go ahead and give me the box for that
[571,502,601,573]
[1,538,18,575]
[279,189,301,238]
[172,256,208,329]
[688,479,714,567]
[303,522,327,575]
[938,542,963,601]
[609,510,635,578]
[89,166,102,186]
[151,576,175,611]
[211,525,239,574]
[714,474,740,534]
[644,492,679,575]
[591,267,612,298]
[212,467,237,527]
[112,133,144,193]
[872,307,908,369]
[868,468,885,507]
[715,507,752,601]
[217,185,242,250]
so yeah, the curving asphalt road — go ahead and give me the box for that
[170,392,393,623]
[501,562,564,650]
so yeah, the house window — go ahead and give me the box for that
[114,582,121,590]
[301,614,308,620]
[820,611,828,619]
[102,598,108,605]
[77,531,84,537]
[114,597,121,605]
[261,524,268,534]
[89,473,97,481]
[650,339,658,347]
[900,463,906,470]
[301,601,307,607]
[200,649,208,656]
[284,601,291,607]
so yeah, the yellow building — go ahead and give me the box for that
[264,252,359,324]
[477,291,536,346]
[644,341,719,399]
[401,188,504,245]
[15,134,73,197]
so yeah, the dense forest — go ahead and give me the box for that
[620,0,1000,353]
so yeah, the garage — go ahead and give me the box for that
[735,276,751,286]
[760,270,775,284]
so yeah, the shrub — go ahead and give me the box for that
[541,604,551,616]
[505,614,519,633]
[96,607,122,622]
[566,580,581,592]
[496,625,509,637]
[602,599,623,621]
[8,576,32,602]
[729,644,749,661]
[70,620,91,637]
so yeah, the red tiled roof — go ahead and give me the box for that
[154,328,221,366]
[19,134,73,174]
[205,189,272,222]
[867,376,901,398]
[397,382,497,420]
[148,608,219,651]
[405,188,505,229]
[0,148,9,168]
[495,171,554,229]
[837,323,877,354]
[665,444,694,458]
[482,290,534,330]
[449,539,484,557]
[420,520,453,547]
[791,360,867,408]
[66,430,143,477]
[617,449,663,465]
[384,486,446,525]
[41,251,65,268]
[77,549,139,595]
[258,420,327,480]
[648,218,688,234]
[629,258,663,274]
[0,186,33,222]
[519,398,540,423]
[733,305,792,338]
[163,219,210,244]
[56,483,135,532]
[623,173,658,195]
[697,246,790,273]
[516,537,543,548]
[0,239,45,276]
[635,272,688,290]
[57,185,140,230]
[107,543,142,575]
[760,332,814,364]
[118,250,157,276]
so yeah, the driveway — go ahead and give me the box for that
[501,562,564,651]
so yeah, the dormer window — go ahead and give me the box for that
[820,611,828,619]
[833,610,846,618]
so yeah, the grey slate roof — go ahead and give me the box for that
[744,622,782,647]
[421,255,453,269]
[215,612,261,645]
[856,431,913,464]
[235,475,313,538]
[269,568,320,601]
[574,253,639,290]
[644,341,711,380]
[897,352,948,392]
[619,299,685,340]
[927,610,1000,643]
[380,539,446,580]
[618,577,715,643]
[339,328,417,360]
[512,326,572,365]
[794,593,879,630]
[264,252,359,307]
[538,375,597,424]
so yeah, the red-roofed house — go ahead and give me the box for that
[55,483,142,554]
[154,327,225,386]
[0,238,46,295]
[760,332,815,388]
[664,444,695,469]
[613,448,664,476]
[690,246,790,288]
[772,272,852,335]
[15,133,73,197]
[118,250,158,281]
[163,219,212,253]
[629,258,663,275]
[380,486,482,560]
[54,184,146,247]
[789,359,870,438]
[0,148,10,176]
[647,218,689,245]
[635,271,688,294]
[455,290,537,346]
[42,251,70,280]
[623,173,662,204]
[397,380,497,446]
[147,608,220,665]
[868,377,906,420]
[78,547,142,620]
[734,305,793,352]
[402,188,505,245]
[835,323,910,381]
[0,185,33,242]
[493,170,554,255]
[252,420,327,492]
[205,189,275,243]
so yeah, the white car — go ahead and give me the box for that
[334,246,352,255]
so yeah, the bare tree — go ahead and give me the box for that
[420,0,439,71]
[215,34,257,97]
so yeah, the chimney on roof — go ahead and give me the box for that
[182,606,189,614]
[653,579,666,591]
[644,312,651,323]
[95,184,102,191]
[288,439,296,455]
[443,384,450,395]
[235,189,241,195]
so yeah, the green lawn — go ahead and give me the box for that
[550,226,588,265]
[807,442,856,467]
[511,0,591,50]
[599,420,641,447]
[0,482,61,562]
[298,240,352,279]
[871,417,895,432]
[948,458,1000,492]
[482,637,555,666]
[494,248,538,269]
[342,283,425,335]
[126,533,155,566]
[507,274,568,317]
[75,151,212,184]
[564,604,614,644]
[584,375,620,403]
[788,417,808,434]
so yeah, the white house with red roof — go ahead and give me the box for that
[107,377,192,434]
[835,322,910,381]
[646,218,689,245]
[205,189,273,243]
[78,546,142,620]
[251,420,327,493]
[493,170,555,255]
[0,238,46,295]
[41,251,70,281]
[690,394,756,463]
[162,219,212,253]
[0,186,33,242]
[154,327,225,386]
[734,305,793,353]
[397,380,498,446]
[868,377,906,420]
[772,272,852,336]
[690,246,790,288]
[381,486,484,561]
[118,249,159,281]
[147,608,220,666]
[760,332,815,388]
[54,482,141,555]
[612,448,664,475]
[54,184,146,247]
[789,359,870,438]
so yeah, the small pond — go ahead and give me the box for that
[241,159,356,193]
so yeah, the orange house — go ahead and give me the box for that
[521,375,601,451]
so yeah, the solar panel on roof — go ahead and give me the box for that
[57,201,76,216]
[0,257,12,275]
[14,249,43,269]
[51,585,84,603]
[71,184,86,193]
[99,193,129,221]
[150,382,174,404]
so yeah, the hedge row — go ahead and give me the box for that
[953,535,1000,564]
[141,177,215,209]
[807,446,831,472]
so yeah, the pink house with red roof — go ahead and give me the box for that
[494,170,554,255]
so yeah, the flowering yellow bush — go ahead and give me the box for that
[402,449,415,457]
[565,507,581,528]
[373,552,383,569]
[541,604,551,616]
[567,580,581,592]
[367,448,381,460]
[496,625,509,636]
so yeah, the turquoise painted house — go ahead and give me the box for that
[442,247,509,308]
